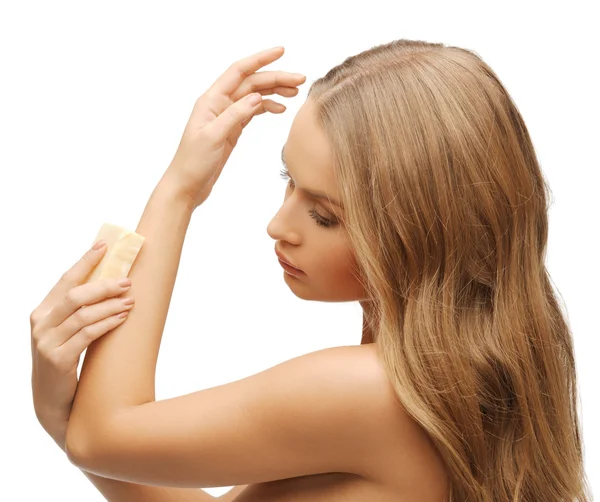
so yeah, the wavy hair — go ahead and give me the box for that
[306,39,591,501]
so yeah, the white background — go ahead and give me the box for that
[1,0,598,500]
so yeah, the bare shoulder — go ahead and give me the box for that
[69,340,446,497]
[225,343,450,501]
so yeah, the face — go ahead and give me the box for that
[267,97,367,302]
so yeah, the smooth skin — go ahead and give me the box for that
[31,242,135,452]
[29,244,386,500]
[30,46,447,501]
[31,244,226,500]
[163,46,306,210]
[29,46,307,500]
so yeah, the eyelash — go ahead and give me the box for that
[279,167,335,228]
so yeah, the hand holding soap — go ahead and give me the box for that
[86,223,145,283]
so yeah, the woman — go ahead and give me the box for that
[30,40,591,501]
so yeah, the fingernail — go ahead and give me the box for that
[118,278,132,287]
[92,240,106,251]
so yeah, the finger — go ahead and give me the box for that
[35,241,108,317]
[230,99,285,146]
[206,47,285,110]
[193,86,298,130]
[55,310,132,360]
[42,276,132,331]
[260,98,286,114]
[258,86,301,98]
[51,296,135,347]
[231,71,306,102]
[236,90,297,132]
[239,99,285,130]
[206,93,264,145]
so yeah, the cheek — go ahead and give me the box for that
[319,247,366,301]
[319,245,357,284]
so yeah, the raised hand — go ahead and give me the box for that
[163,46,306,209]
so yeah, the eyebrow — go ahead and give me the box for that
[281,145,344,210]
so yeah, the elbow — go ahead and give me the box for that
[65,413,123,470]
[65,421,92,467]
[65,413,114,468]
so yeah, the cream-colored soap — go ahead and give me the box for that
[86,223,145,283]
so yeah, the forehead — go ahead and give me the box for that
[284,99,336,190]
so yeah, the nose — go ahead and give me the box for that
[266,203,301,245]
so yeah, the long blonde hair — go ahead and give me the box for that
[307,39,591,501]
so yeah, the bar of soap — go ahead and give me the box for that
[85,223,145,283]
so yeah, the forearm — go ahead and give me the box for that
[68,177,193,442]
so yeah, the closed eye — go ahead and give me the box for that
[279,167,337,228]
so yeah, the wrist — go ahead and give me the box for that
[158,170,199,213]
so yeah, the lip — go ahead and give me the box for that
[278,258,305,277]
[275,248,304,275]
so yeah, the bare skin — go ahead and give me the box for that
[32,53,448,499]
[267,99,366,303]
[243,98,450,501]
[217,344,449,501]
